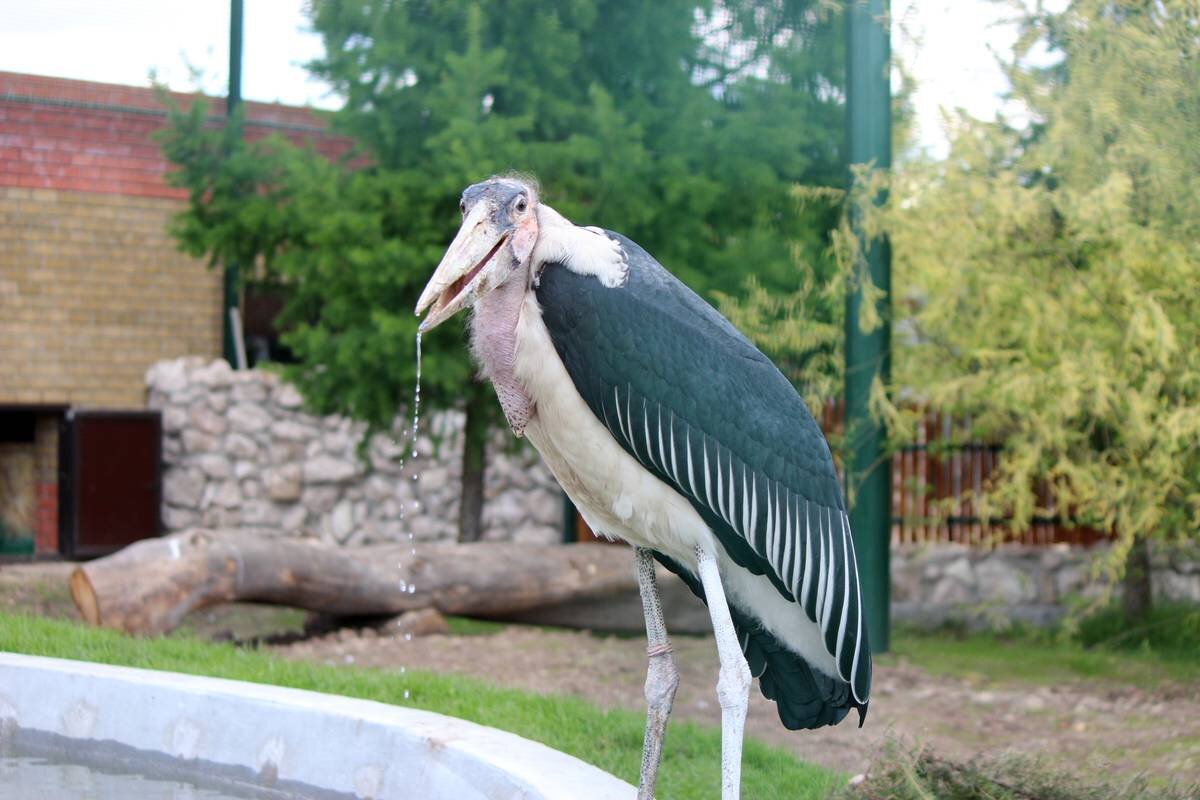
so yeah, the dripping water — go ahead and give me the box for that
[382,330,427,703]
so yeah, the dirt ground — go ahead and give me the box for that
[276,622,1200,785]
[4,561,1198,786]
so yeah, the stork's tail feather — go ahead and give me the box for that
[654,552,868,730]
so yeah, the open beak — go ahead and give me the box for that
[415,203,511,332]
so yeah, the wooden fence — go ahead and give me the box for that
[573,404,1108,548]
[819,402,1107,547]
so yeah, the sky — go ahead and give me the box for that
[0,0,1039,158]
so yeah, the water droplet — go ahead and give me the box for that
[406,585,416,594]
[403,690,410,700]
[404,634,412,642]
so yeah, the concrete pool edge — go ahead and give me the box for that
[0,652,636,799]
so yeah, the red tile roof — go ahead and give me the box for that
[0,71,358,199]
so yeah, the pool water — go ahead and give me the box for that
[0,752,280,800]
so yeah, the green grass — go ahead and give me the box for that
[0,612,841,799]
[1075,602,1200,660]
[442,614,507,636]
[883,620,1200,688]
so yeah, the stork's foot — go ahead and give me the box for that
[635,547,678,800]
[696,546,751,800]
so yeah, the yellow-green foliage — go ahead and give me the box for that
[860,1,1200,578]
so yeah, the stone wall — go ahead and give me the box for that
[892,543,1200,628]
[146,358,563,546]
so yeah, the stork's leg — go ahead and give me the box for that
[696,545,751,800]
[635,546,679,800]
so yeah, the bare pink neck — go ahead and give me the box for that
[468,273,534,435]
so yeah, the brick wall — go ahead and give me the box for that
[0,71,356,408]
[0,186,222,407]
[33,415,58,554]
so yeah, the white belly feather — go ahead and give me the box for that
[511,293,839,678]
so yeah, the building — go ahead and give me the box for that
[0,71,352,557]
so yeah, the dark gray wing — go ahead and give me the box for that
[535,231,870,721]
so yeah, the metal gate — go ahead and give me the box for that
[58,409,161,559]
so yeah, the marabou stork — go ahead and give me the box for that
[416,176,870,799]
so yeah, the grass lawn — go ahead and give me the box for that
[0,612,842,799]
[883,622,1200,689]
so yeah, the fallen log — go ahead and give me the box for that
[69,529,639,636]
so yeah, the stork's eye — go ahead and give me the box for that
[459,200,466,215]
[514,196,528,214]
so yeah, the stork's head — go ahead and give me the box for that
[415,176,540,332]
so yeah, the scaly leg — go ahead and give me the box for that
[635,546,679,800]
[696,545,751,800]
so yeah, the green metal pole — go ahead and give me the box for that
[223,0,244,367]
[845,0,892,653]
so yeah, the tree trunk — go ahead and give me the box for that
[1122,534,1153,622]
[68,529,636,636]
[457,385,489,542]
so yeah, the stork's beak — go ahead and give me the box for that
[415,202,512,332]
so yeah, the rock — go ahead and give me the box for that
[206,391,229,413]
[272,383,304,409]
[483,492,527,527]
[162,505,199,531]
[527,488,563,527]
[226,432,258,459]
[303,455,361,484]
[227,403,273,434]
[976,557,1035,604]
[280,505,308,533]
[192,359,234,388]
[271,420,318,442]
[162,407,187,434]
[301,486,339,515]
[241,499,280,526]
[512,523,560,545]
[322,429,357,455]
[145,359,191,395]
[330,500,355,542]
[942,555,974,585]
[187,405,227,436]
[268,441,305,463]
[390,608,449,638]
[418,467,449,494]
[163,468,205,509]
[365,474,397,503]
[210,480,242,509]
[194,453,232,480]
[231,377,268,403]
[181,429,219,455]
[265,464,302,502]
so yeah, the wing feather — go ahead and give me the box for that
[536,232,871,719]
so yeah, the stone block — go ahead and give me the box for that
[226,433,258,459]
[265,464,302,502]
[279,505,308,533]
[192,360,233,388]
[241,500,280,527]
[272,420,318,442]
[228,403,274,434]
[163,468,205,509]
[194,453,232,480]
[303,455,361,484]
[187,405,227,437]
[231,377,268,403]
[272,383,304,410]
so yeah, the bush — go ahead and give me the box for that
[1075,603,1200,661]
